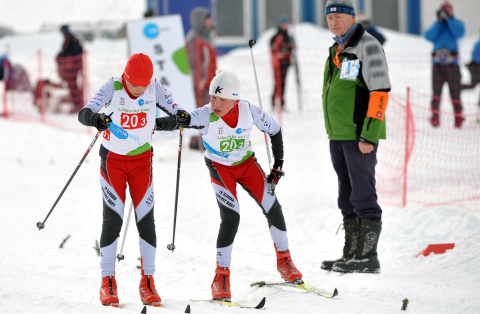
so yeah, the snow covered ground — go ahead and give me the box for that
[1,24,480,314]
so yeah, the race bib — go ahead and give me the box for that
[340,59,360,81]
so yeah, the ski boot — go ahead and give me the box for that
[211,264,231,301]
[332,219,382,274]
[99,276,119,307]
[321,218,359,271]
[276,249,303,283]
[139,275,161,307]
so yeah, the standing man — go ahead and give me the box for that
[425,1,465,128]
[320,0,391,274]
[270,15,296,110]
[186,7,217,150]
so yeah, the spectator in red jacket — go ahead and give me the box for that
[186,7,217,150]
[270,15,296,110]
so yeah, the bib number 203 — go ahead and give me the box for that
[121,112,147,129]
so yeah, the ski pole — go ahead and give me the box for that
[249,39,273,170]
[116,201,134,262]
[37,113,112,230]
[167,128,183,252]
[37,132,101,230]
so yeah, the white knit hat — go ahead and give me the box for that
[209,69,240,100]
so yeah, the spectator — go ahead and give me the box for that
[356,13,386,45]
[270,15,296,110]
[0,55,32,92]
[320,0,391,274]
[461,30,480,108]
[186,7,217,150]
[56,24,84,113]
[424,1,465,128]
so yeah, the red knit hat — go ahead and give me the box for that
[124,53,153,86]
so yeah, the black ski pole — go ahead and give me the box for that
[37,113,112,230]
[249,39,283,190]
[167,128,183,252]
[116,201,133,262]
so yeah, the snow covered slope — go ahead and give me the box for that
[1,24,480,314]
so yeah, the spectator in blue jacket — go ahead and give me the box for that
[461,31,480,108]
[425,1,465,128]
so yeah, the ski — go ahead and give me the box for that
[250,280,338,299]
[192,297,266,309]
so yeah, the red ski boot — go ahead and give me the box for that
[276,249,303,282]
[139,275,161,307]
[99,276,119,307]
[211,264,231,301]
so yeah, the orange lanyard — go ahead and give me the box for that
[333,33,354,69]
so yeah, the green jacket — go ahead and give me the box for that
[322,24,391,144]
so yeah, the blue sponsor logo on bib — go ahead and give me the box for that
[108,122,128,139]
[235,128,242,134]
[138,99,145,106]
[143,23,159,39]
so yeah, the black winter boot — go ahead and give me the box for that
[321,218,358,271]
[332,219,382,274]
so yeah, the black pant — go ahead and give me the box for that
[272,60,290,108]
[431,64,463,118]
[330,140,382,222]
[461,62,480,105]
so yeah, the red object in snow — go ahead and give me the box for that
[416,243,455,258]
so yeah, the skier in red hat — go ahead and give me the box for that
[78,53,185,307]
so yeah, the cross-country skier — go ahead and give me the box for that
[78,53,184,307]
[156,69,303,301]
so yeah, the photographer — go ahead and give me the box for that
[425,1,465,128]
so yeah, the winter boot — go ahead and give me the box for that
[211,264,231,301]
[139,275,161,307]
[321,218,359,271]
[99,276,119,307]
[332,219,382,274]
[276,249,303,282]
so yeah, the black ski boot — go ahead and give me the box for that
[332,219,382,274]
[321,218,358,271]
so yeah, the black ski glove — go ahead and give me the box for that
[93,113,112,132]
[155,116,178,131]
[437,9,448,23]
[176,110,191,128]
[267,159,285,190]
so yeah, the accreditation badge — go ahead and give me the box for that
[340,59,360,81]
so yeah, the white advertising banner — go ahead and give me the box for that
[126,15,196,136]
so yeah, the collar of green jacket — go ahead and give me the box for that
[329,23,366,51]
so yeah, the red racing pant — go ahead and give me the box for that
[205,156,289,267]
[99,149,156,277]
